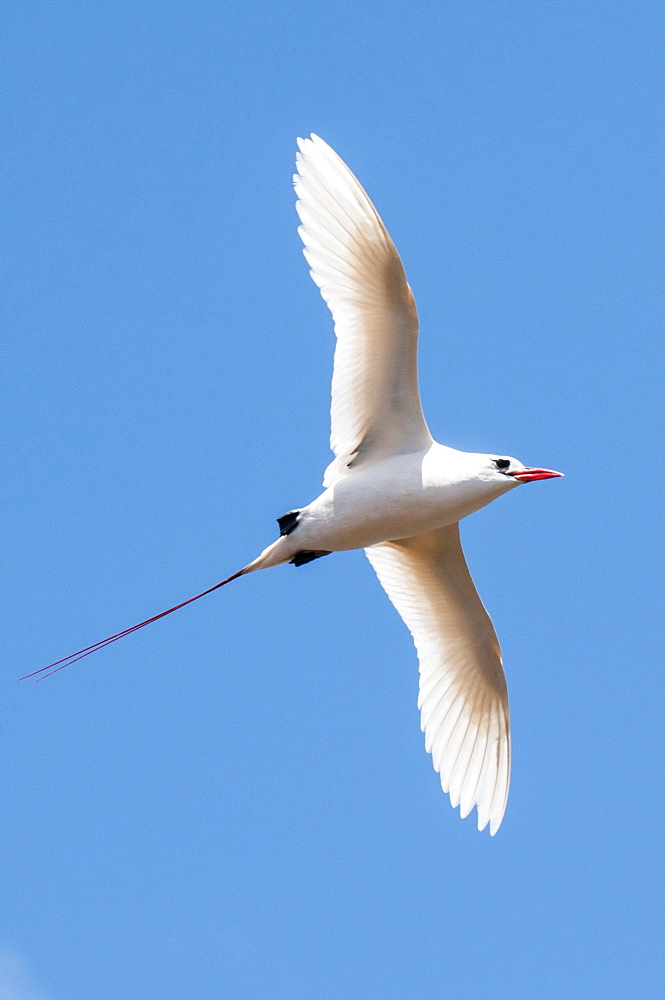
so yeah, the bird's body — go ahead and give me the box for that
[29,134,562,836]
[254,443,519,567]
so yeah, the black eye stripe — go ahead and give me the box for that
[495,458,510,471]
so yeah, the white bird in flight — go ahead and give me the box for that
[24,135,562,835]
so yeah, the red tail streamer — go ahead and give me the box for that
[19,569,246,682]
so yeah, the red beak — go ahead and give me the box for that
[507,467,563,482]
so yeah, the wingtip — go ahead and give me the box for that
[459,799,474,820]
[489,817,502,836]
[295,133,336,168]
[296,134,321,156]
[486,798,508,836]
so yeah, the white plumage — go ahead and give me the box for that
[294,134,432,487]
[283,135,557,833]
[366,526,510,834]
[31,135,561,835]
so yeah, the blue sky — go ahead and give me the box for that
[2,2,663,997]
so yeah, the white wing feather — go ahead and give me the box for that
[365,525,511,835]
[294,134,432,486]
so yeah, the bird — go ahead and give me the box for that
[23,135,562,835]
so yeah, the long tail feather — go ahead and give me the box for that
[19,568,247,682]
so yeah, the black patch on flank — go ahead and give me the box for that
[290,550,332,567]
[277,510,300,536]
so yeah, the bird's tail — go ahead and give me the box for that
[19,536,292,682]
[241,536,292,574]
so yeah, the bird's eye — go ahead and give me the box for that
[494,458,510,471]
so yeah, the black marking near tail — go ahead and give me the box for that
[290,550,332,567]
[277,510,300,536]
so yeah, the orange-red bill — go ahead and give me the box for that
[507,467,563,482]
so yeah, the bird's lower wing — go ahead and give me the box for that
[365,524,510,834]
[295,135,432,487]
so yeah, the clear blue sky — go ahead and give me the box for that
[2,3,663,998]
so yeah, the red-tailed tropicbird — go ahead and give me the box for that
[23,135,562,835]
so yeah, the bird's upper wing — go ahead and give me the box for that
[365,524,511,834]
[295,134,432,487]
